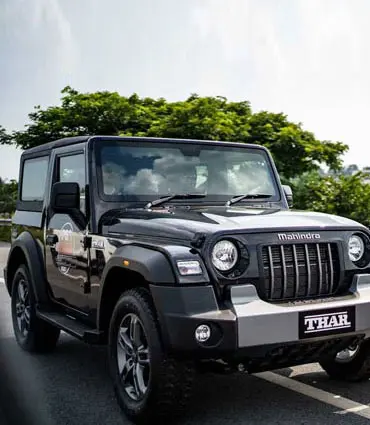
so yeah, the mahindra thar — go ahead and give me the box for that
[4,135,370,423]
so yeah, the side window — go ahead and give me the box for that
[21,156,49,202]
[58,153,86,213]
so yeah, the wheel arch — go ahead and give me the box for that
[96,244,177,342]
[6,232,50,306]
[97,266,151,342]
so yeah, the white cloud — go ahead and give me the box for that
[2,0,370,180]
[2,0,76,73]
[33,0,77,74]
[191,0,370,166]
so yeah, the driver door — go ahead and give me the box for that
[45,146,91,315]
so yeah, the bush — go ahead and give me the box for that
[0,224,11,243]
[290,171,370,227]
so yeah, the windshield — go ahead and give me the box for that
[95,140,280,203]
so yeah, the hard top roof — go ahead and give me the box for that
[22,135,266,156]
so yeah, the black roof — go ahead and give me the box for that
[22,135,266,156]
[22,136,90,155]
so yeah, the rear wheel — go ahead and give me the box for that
[319,339,370,381]
[108,288,195,424]
[11,265,60,353]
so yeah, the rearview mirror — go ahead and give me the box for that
[50,182,80,211]
[282,185,293,207]
[50,182,87,229]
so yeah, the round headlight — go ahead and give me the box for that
[348,235,365,262]
[211,240,238,271]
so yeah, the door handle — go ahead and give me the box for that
[46,234,58,246]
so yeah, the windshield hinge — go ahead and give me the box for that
[191,232,206,249]
[82,235,92,250]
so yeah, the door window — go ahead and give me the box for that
[58,153,86,213]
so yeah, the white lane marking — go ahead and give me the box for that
[0,277,4,284]
[255,371,370,419]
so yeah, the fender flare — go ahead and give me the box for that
[96,244,177,330]
[6,231,50,306]
[100,244,177,286]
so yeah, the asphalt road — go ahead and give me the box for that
[0,241,8,278]
[1,242,370,425]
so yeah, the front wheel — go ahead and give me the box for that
[108,288,195,424]
[11,264,60,353]
[319,339,370,382]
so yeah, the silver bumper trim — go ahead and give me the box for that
[231,274,370,348]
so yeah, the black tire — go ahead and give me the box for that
[108,288,195,424]
[11,264,60,353]
[319,339,370,382]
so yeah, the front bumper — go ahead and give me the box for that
[150,274,370,357]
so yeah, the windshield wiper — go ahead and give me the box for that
[145,193,206,209]
[225,193,273,206]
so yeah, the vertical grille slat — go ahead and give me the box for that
[304,244,311,296]
[267,246,275,298]
[327,243,334,293]
[292,244,300,297]
[316,244,323,294]
[280,245,287,298]
[262,242,340,302]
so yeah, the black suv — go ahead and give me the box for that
[5,135,370,423]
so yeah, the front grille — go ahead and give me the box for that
[261,243,340,301]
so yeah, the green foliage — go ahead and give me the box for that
[0,87,348,180]
[291,171,370,226]
[0,224,10,242]
[143,95,252,143]
[0,126,11,144]
[247,112,347,179]
[0,178,17,217]
[3,87,364,223]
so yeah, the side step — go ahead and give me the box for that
[36,310,105,344]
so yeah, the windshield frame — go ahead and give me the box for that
[92,137,283,205]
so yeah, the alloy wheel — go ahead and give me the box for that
[117,313,150,401]
[15,278,31,337]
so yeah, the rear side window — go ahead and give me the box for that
[21,156,49,201]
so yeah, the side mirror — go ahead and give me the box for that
[50,182,87,229]
[50,182,80,211]
[282,184,293,207]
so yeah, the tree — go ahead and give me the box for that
[0,126,11,144]
[0,87,348,179]
[342,164,359,176]
[142,94,252,143]
[247,112,347,179]
[291,171,370,226]
[0,178,18,217]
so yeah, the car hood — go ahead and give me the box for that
[104,205,368,241]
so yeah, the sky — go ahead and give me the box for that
[1,0,370,180]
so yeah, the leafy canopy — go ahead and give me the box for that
[0,178,18,217]
[291,171,370,227]
[0,87,348,179]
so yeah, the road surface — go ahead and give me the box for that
[1,242,370,425]
[0,241,9,278]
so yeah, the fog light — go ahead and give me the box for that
[195,324,211,343]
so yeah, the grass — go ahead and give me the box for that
[0,225,11,243]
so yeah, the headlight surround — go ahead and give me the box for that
[348,234,365,263]
[211,240,238,271]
